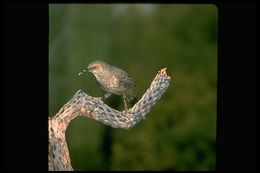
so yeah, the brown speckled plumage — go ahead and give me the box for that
[79,60,136,110]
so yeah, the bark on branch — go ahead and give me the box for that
[48,68,171,171]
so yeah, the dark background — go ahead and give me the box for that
[4,2,256,171]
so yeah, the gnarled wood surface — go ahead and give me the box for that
[49,68,171,171]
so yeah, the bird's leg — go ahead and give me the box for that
[96,93,112,102]
[98,93,111,100]
[103,93,112,99]
[97,93,111,100]
[123,95,129,112]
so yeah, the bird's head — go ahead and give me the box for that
[78,60,106,76]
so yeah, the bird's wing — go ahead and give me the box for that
[111,66,135,88]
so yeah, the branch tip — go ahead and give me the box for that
[159,68,171,80]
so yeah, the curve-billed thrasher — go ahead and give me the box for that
[78,60,136,112]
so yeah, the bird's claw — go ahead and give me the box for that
[94,97,104,101]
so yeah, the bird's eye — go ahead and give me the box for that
[93,64,101,69]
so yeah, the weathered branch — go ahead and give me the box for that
[49,68,171,171]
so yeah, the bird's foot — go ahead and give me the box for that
[95,93,111,101]
[103,93,112,99]
[94,96,104,101]
[123,108,131,119]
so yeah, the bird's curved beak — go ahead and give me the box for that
[78,68,88,76]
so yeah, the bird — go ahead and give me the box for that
[78,60,136,112]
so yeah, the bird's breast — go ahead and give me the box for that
[96,74,119,88]
[109,75,120,88]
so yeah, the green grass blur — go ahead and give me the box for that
[49,4,217,170]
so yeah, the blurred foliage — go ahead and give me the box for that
[49,4,217,171]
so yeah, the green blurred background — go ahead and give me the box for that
[49,4,217,171]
